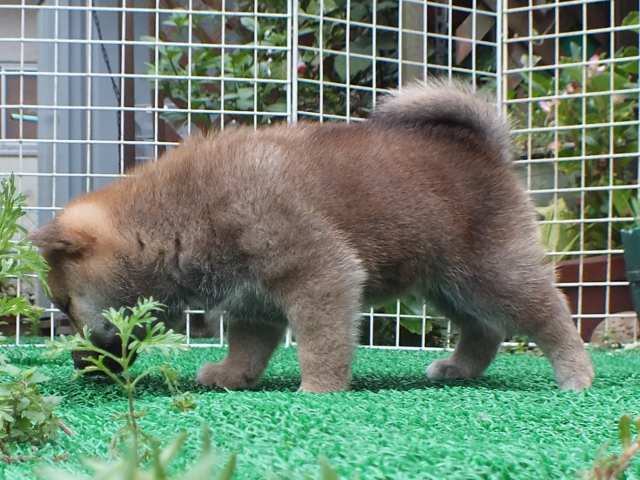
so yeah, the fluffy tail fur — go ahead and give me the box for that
[370,79,513,163]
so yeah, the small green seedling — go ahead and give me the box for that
[49,298,186,456]
[0,362,61,450]
[318,456,341,480]
[159,364,197,412]
[584,415,640,479]
[46,299,246,479]
[38,425,238,480]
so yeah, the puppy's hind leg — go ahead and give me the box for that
[432,261,593,391]
[426,295,504,381]
[516,281,594,391]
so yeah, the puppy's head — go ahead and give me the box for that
[30,202,132,371]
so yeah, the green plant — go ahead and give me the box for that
[159,364,197,412]
[145,0,409,134]
[38,431,347,480]
[536,197,587,262]
[39,425,237,480]
[143,0,291,134]
[583,415,640,479]
[49,298,186,456]
[372,294,450,347]
[0,175,64,453]
[0,363,61,450]
[0,175,49,336]
[45,299,245,479]
[510,10,640,253]
[627,196,640,230]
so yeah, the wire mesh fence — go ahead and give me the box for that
[504,0,640,347]
[0,0,637,349]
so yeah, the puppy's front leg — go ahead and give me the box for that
[280,266,366,393]
[292,310,356,393]
[197,320,285,389]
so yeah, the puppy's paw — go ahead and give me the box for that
[557,369,594,391]
[426,358,477,380]
[196,362,254,390]
[298,381,349,393]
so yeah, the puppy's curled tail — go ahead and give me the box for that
[370,79,513,163]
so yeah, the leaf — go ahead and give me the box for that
[172,393,197,412]
[377,0,397,10]
[620,415,632,448]
[589,71,629,92]
[240,17,256,32]
[333,55,346,82]
[400,318,432,336]
[159,431,188,465]
[620,58,639,75]
[264,101,287,113]
[350,3,369,21]
[23,410,46,424]
[612,189,632,218]
[323,0,338,13]
[26,369,50,384]
[216,453,237,480]
[569,42,582,62]
[622,11,639,31]
[319,456,339,480]
[303,0,319,15]
[0,363,23,377]
[36,468,90,480]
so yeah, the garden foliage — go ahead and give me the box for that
[0,176,60,450]
[512,10,639,253]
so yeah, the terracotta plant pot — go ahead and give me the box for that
[556,254,633,342]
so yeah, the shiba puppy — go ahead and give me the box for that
[29,81,594,392]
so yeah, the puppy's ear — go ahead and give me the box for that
[28,222,95,256]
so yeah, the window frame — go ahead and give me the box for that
[0,62,38,156]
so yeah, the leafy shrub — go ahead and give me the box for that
[145,0,404,134]
[0,175,61,451]
[0,175,49,335]
[510,10,640,253]
[0,364,60,448]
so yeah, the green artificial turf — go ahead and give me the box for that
[2,347,640,479]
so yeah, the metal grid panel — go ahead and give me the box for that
[0,0,294,347]
[293,0,499,349]
[3,0,635,350]
[503,0,639,346]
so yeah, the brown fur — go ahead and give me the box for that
[29,81,594,392]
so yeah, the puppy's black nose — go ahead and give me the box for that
[71,335,135,375]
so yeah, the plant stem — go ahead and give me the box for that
[126,383,139,457]
[610,441,640,478]
[57,420,74,436]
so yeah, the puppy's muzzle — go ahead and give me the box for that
[72,333,136,375]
